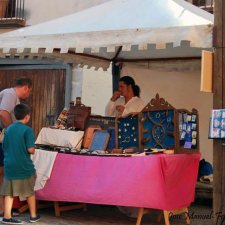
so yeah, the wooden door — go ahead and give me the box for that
[0,68,66,137]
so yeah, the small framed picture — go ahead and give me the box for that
[184,141,192,149]
[179,124,183,132]
[179,131,183,139]
[181,131,186,140]
[212,128,220,138]
[213,119,221,128]
[222,111,225,118]
[192,139,197,146]
[213,110,222,118]
[192,131,197,138]
[192,123,197,130]
[221,130,225,138]
[191,114,197,122]
[187,125,191,132]
[183,113,188,122]
[187,115,192,122]
[179,113,183,123]
[222,118,225,130]
[182,123,187,130]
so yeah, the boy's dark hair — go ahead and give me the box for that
[14,104,31,120]
[15,78,32,88]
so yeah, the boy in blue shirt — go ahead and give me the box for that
[1,104,40,224]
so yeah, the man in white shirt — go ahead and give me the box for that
[105,76,145,117]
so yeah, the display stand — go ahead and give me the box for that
[132,94,198,225]
[176,108,199,153]
[139,94,199,153]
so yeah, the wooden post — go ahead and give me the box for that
[112,61,120,92]
[213,1,225,225]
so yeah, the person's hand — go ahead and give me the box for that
[110,91,121,101]
[116,105,125,115]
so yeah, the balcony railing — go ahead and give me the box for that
[0,0,25,27]
[186,0,214,13]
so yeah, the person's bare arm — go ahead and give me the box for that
[28,147,35,154]
[0,110,12,128]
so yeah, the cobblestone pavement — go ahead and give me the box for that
[0,200,216,225]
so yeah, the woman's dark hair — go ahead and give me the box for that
[14,104,31,120]
[119,76,140,97]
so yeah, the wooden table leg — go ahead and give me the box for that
[163,207,190,225]
[184,208,190,224]
[53,201,61,217]
[18,204,29,214]
[53,201,86,217]
[135,208,153,225]
[136,208,144,225]
[156,211,163,223]
[163,210,171,225]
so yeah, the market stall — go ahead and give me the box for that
[0,1,212,224]
[30,94,201,225]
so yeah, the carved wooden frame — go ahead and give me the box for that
[139,94,178,151]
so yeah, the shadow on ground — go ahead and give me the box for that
[1,200,216,225]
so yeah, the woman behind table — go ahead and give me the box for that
[105,76,145,117]
[105,76,145,218]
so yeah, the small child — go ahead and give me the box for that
[1,104,40,224]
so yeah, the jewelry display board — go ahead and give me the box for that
[140,94,176,150]
[115,114,140,150]
[114,94,200,154]
[176,109,199,153]
[208,109,225,139]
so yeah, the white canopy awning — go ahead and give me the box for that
[0,0,213,70]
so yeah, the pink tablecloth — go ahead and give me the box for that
[36,153,200,210]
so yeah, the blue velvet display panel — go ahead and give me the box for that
[117,115,139,149]
[89,131,110,151]
[141,110,175,149]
